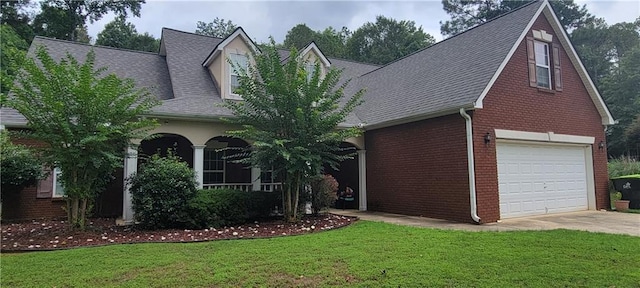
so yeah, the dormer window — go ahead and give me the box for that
[305,62,316,82]
[229,53,249,97]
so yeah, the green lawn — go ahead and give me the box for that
[2,221,639,288]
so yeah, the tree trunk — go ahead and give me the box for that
[70,197,79,229]
[79,198,87,231]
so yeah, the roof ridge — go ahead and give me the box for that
[358,0,541,78]
[32,36,161,56]
[276,48,380,67]
[162,27,225,40]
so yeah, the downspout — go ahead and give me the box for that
[459,108,481,223]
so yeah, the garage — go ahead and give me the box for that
[497,142,591,219]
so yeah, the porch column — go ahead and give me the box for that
[122,146,138,225]
[193,145,205,189]
[251,167,261,191]
[357,150,367,211]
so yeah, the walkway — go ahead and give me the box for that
[331,209,640,236]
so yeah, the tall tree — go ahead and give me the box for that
[0,25,28,103]
[0,0,34,43]
[96,17,159,52]
[283,24,350,58]
[32,0,143,41]
[224,40,365,222]
[440,0,596,37]
[8,46,159,229]
[346,16,435,65]
[195,17,237,38]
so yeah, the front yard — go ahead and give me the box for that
[2,221,639,287]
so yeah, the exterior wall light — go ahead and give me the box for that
[598,141,605,150]
[484,132,492,145]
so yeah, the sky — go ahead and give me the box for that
[86,0,640,44]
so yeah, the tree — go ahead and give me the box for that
[346,16,435,65]
[601,45,640,157]
[32,0,143,42]
[195,17,237,38]
[0,0,35,44]
[283,24,350,58]
[7,46,159,229]
[0,24,28,103]
[224,41,365,222]
[96,17,159,52]
[0,132,42,195]
[440,0,596,37]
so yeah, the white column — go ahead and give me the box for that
[357,150,367,211]
[251,167,261,191]
[192,145,205,189]
[122,146,138,225]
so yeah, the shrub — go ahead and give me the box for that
[308,174,339,215]
[182,189,282,229]
[0,132,42,195]
[129,154,197,230]
[608,156,640,179]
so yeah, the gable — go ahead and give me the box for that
[474,1,614,125]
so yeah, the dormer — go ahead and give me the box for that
[299,42,331,81]
[202,27,259,100]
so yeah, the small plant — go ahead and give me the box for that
[129,153,197,230]
[608,156,640,179]
[0,132,42,195]
[309,174,339,215]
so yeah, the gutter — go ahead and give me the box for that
[459,108,481,223]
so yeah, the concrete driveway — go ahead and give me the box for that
[331,209,640,236]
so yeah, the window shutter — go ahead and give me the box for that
[36,167,53,198]
[526,37,537,87]
[552,44,563,91]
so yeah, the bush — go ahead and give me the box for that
[182,189,282,229]
[0,132,42,195]
[308,174,339,215]
[608,156,640,179]
[129,154,197,230]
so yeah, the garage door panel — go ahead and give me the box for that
[497,142,588,219]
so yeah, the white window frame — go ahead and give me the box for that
[305,62,316,83]
[228,53,249,99]
[534,41,551,89]
[52,167,65,198]
[203,148,226,185]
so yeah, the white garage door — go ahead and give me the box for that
[497,142,589,219]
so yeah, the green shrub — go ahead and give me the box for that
[182,189,282,229]
[129,154,197,230]
[0,132,42,195]
[608,157,640,179]
[308,174,339,215]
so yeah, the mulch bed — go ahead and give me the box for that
[1,214,356,252]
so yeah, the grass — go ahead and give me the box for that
[2,221,639,288]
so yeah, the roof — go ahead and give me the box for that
[352,0,545,128]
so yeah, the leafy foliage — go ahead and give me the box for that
[0,24,28,102]
[7,46,158,229]
[96,17,159,52]
[32,0,143,42]
[224,41,364,222]
[195,17,237,38]
[0,132,42,195]
[440,0,596,37]
[608,157,640,179]
[130,154,197,230]
[346,16,435,65]
[283,24,350,58]
[0,0,34,44]
[308,174,339,215]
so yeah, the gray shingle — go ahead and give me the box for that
[352,0,543,126]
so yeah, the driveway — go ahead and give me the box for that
[331,209,640,236]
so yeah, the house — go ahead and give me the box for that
[1,0,613,224]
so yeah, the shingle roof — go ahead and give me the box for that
[352,0,543,127]
[1,37,174,126]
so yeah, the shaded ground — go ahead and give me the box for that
[1,214,355,252]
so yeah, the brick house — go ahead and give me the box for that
[1,0,613,224]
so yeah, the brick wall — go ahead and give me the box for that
[472,15,609,222]
[2,135,67,221]
[365,114,473,223]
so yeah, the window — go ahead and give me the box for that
[229,53,249,96]
[305,62,316,82]
[203,149,225,184]
[53,168,65,197]
[534,41,551,89]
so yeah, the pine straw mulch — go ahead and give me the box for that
[1,213,356,252]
